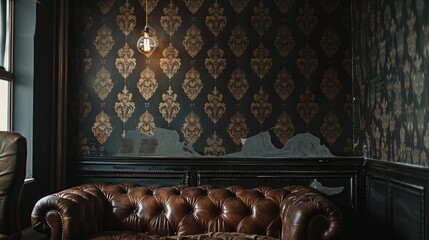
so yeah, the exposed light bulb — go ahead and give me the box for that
[137,26,157,56]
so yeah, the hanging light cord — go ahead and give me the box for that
[145,0,148,29]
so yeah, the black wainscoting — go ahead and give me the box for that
[365,159,429,240]
[71,157,363,209]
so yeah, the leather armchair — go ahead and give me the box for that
[0,132,27,240]
[31,183,343,240]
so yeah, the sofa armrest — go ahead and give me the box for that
[280,186,343,240]
[31,184,106,240]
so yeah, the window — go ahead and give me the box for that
[0,80,9,130]
[0,0,36,179]
[0,0,12,132]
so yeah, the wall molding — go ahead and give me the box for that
[72,157,365,212]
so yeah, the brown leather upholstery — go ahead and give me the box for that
[0,132,27,240]
[31,183,343,240]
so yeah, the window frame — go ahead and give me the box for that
[0,0,13,131]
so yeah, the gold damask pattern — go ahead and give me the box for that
[275,26,294,58]
[92,110,113,145]
[93,67,113,100]
[183,0,204,14]
[227,112,249,146]
[403,61,411,98]
[274,0,295,14]
[204,131,226,156]
[321,111,342,145]
[251,44,272,80]
[229,0,249,14]
[79,90,91,121]
[320,68,341,101]
[94,24,114,58]
[297,88,318,124]
[160,2,182,37]
[250,87,272,125]
[296,3,317,36]
[228,68,248,101]
[297,44,318,79]
[183,24,203,58]
[79,47,92,76]
[116,1,136,36]
[79,13,93,36]
[181,112,203,144]
[137,110,156,136]
[75,0,352,156]
[115,87,136,123]
[79,133,90,155]
[412,58,424,105]
[97,0,115,15]
[159,86,180,124]
[137,66,158,101]
[275,68,294,101]
[115,42,136,79]
[251,1,272,36]
[274,112,295,145]
[320,25,341,57]
[204,87,226,124]
[205,2,227,37]
[138,0,159,14]
[228,25,248,58]
[205,44,226,79]
[182,67,203,101]
[160,43,181,79]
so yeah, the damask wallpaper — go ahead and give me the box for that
[353,0,429,165]
[70,0,353,157]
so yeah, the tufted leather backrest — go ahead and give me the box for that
[62,183,307,238]
[0,131,27,239]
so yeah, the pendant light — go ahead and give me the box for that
[137,0,157,55]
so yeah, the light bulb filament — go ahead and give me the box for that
[143,33,151,52]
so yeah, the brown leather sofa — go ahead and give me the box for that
[31,183,343,240]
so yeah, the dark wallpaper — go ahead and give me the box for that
[70,0,353,157]
[353,0,429,165]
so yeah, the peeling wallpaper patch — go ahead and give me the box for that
[113,128,334,158]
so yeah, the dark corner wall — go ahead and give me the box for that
[68,0,353,158]
[353,0,429,239]
[354,0,429,166]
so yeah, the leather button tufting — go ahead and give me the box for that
[30,183,344,240]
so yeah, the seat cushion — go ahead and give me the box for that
[89,231,278,240]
